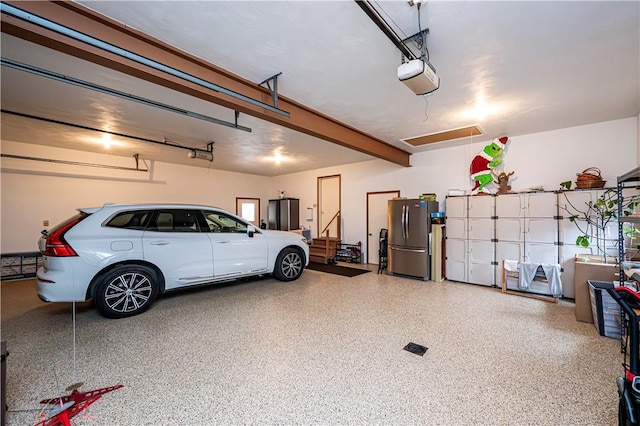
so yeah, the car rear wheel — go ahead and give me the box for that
[94,265,159,318]
[273,248,304,281]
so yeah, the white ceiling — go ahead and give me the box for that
[1,1,638,176]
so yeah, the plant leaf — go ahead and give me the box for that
[576,235,590,248]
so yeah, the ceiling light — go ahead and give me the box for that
[101,134,112,149]
[263,148,292,165]
[462,98,507,122]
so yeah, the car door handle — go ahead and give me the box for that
[215,240,230,244]
[150,241,170,246]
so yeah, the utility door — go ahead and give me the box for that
[318,175,341,239]
[366,190,400,264]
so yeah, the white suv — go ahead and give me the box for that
[37,203,309,318]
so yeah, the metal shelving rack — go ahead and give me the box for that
[336,242,362,264]
[610,167,640,425]
[1,252,43,280]
[618,166,640,285]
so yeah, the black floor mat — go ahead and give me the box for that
[403,342,428,356]
[306,262,370,277]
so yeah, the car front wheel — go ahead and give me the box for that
[94,265,159,319]
[273,248,304,281]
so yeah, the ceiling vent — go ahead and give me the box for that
[401,125,484,147]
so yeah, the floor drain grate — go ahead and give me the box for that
[403,342,428,356]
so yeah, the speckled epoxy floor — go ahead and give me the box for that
[1,267,622,425]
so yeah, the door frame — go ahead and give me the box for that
[235,197,261,227]
[317,174,341,239]
[366,190,400,264]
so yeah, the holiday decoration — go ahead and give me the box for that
[469,136,509,194]
[493,169,515,194]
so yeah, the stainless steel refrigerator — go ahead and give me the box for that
[388,199,439,280]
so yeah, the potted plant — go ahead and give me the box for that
[559,187,639,263]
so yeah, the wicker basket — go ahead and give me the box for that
[575,167,606,189]
[575,179,606,189]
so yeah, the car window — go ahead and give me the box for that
[104,210,151,230]
[146,209,200,233]
[201,210,248,233]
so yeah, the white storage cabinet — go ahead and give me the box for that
[445,195,496,286]
[495,192,559,295]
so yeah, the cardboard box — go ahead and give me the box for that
[575,256,617,323]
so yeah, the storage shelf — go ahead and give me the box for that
[1,252,42,280]
[618,169,640,280]
[618,166,640,184]
[335,242,362,264]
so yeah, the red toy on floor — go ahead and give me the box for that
[35,383,123,426]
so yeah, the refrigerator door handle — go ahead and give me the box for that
[402,205,407,240]
[405,204,409,239]
[391,246,426,253]
[404,204,409,240]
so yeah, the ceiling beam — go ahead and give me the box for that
[1,1,411,167]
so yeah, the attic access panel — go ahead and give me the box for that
[402,125,484,147]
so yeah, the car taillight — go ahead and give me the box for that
[43,215,84,257]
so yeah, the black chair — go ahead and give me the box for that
[378,228,388,274]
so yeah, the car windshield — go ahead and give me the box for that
[202,211,248,233]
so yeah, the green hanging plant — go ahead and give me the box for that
[560,188,640,261]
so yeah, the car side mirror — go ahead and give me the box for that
[247,225,256,238]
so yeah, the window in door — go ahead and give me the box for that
[236,197,260,227]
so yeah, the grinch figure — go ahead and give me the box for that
[469,136,509,194]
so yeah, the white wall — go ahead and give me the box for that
[1,117,637,255]
[272,117,638,255]
[1,141,269,252]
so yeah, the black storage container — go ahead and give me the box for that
[589,281,621,339]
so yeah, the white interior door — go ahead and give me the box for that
[318,175,341,238]
[366,190,400,264]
